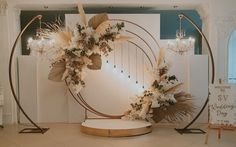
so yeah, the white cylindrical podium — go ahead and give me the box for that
[81,119,152,137]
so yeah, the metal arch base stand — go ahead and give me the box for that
[174,13,215,135]
[19,128,49,134]
[175,128,205,134]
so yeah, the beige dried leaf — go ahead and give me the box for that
[78,3,87,26]
[164,83,183,94]
[88,13,108,29]
[115,35,133,42]
[48,61,66,82]
[157,48,164,65]
[95,20,111,34]
[87,53,102,70]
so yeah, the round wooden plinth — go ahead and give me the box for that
[80,119,152,137]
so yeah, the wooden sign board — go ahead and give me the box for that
[209,84,236,126]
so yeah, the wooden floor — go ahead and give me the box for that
[0,123,236,147]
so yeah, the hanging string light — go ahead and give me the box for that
[128,42,131,79]
[142,52,145,89]
[113,43,116,68]
[135,46,138,84]
[121,43,124,73]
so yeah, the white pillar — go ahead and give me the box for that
[0,1,21,124]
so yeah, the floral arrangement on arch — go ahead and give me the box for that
[122,49,194,123]
[27,4,126,94]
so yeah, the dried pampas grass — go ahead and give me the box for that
[51,29,72,48]
[77,2,87,26]
[157,48,164,66]
[42,19,73,49]
[115,35,133,42]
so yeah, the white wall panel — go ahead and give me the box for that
[188,55,208,123]
[37,59,69,123]
[18,56,38,123]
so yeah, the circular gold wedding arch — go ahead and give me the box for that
[67,19,160,119]
[9,13,215,134]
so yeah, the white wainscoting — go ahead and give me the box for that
[188,55,209,123]
[18,56,38,123]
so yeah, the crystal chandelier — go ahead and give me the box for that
[27,19,56,55]
[176,14,185,39]
[167,14,195,55]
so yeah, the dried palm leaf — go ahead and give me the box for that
[152,97,194,123]
[48,61,66,82]
[164,83,183,94]
[78,3,87,26]
[87,53,102,70]
[88,13,108,29]
[174,91,192,99]
[95,20,111,34]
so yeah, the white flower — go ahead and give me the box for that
[110,27,118,33]
[167,94,177,103]
[93,33,100,42]
[139,102,151,119]
[73,50,82,57]
[82,27,94,35]
[151,100,160,108]
[72,83,83,94]
[61,69,69,80]
[85,50,93,56]
[92,46,101,54]
[75,69,79,73]
[80,69,87,80]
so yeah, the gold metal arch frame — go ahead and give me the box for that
[175,13,215,134]
[70,19,161,119]
[8,15,49,134]
[69,40,156,119]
